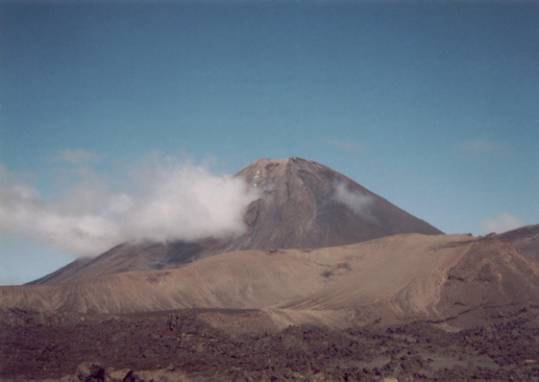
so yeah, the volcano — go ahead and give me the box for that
[3,158,539,381]
[32,157,441,284]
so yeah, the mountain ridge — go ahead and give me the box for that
[31,157,442,285]
[5,233,538,331]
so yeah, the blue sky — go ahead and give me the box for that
[1,1,538,284]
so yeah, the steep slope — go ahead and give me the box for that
[497,224,539,259]
[6,234,538,330]
[230,157,441,250]
[32,157,441,284]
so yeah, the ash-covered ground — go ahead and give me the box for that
[1,306,538,382]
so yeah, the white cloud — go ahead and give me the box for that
[481,213,523,234]
[458,139,504,154]
[0,159,259,257]
[333,181,373,217]
[54,148,102,164]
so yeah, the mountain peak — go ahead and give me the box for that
[237,157,329,187]
[232,156,442,251]
[242,156,317,171]
[33,157,442,284]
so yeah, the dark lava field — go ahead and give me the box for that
[1,306,539,382]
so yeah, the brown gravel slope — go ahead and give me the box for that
[3,234,538,331]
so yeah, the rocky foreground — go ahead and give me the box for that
[1,306,539,382]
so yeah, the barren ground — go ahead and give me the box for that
[1,306,539,381]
